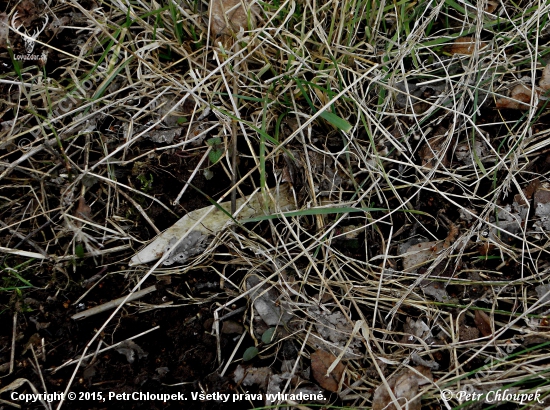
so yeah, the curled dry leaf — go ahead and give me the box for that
[209,0,259,37]
[474,310,492,337]
[372,366,433,410]
[401,317,432,343]
[115,340,148,364]
[75,196,92,220]
[448,36,488,55]
[443,223,459,248]
[496,84,539,110]
[310,349,346,393]
[74,197,92,229]
[540,64,550,91]
[485,0,499,13]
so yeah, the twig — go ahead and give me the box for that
[0,220,49,260]
[10,313,16,375]
[231,46,239,215]
[220,331,246,377]
[29,345,51,410]
[71,285,157,320]
[0,246,47,260]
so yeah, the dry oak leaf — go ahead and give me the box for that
[474,310,492,337]
[310,349,346,393]
[448,36,488,55]
[496,84,540,110]
[372,366,433,410]
[209,0,259,37]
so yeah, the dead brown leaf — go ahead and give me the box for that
[21,333,41,355]
[515,179,541,206]
[474,310,492,337]
[485,0,499,13]
[496,84,539,110]
[444,223,459,248]
[310,349,345,392]
[221,320,244,334]
[540,64,550,91]
[209,0,259,37]
[448,36,488,55]
[75,196,92,220]
[372,366,433,410]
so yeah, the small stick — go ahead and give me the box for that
[220,331,246,377]
[29,345,50,410]
[0,220,49,260]
[230,57,239,215]
[218,305,246,322]
[71,285,156,320]
[0,246,47,260]
[10,312,17,374]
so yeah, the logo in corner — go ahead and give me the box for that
[11,11,48,60]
